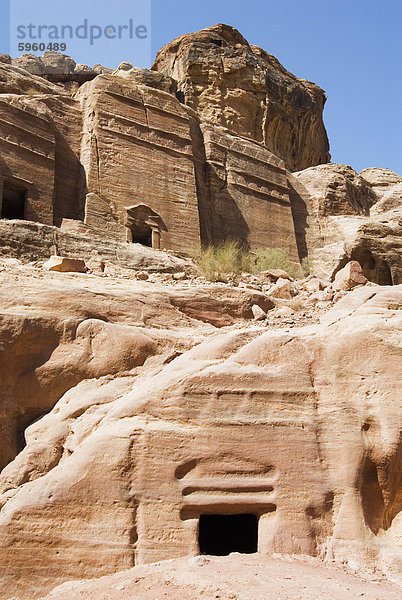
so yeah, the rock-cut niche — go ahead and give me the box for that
[125,204,166,250]
[1,180,27,220]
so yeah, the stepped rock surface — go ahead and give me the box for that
[153,24,330,171]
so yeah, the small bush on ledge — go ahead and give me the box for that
[193,241,301,282]
[253,247,298,277]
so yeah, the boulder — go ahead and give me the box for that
[93,64,113,75]
[267,277,293,299]
[12,53,45,76]
[115,61,133,71]
[112,66,176,93]
[333,260,368,291]
[274,306,295,318]
[258,269,293,283]
[40,51,76,81]
[0,60,64,95]
[251,304,266,320]
[303,277,326,292]
[73,63,97,85]
[43,255,87,273]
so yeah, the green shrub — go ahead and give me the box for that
[194,242,302,282]
[252,247,299,278]
[193,240,249,282]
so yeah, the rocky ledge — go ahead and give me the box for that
[0,254,400,598]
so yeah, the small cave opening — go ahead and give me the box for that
[198,513,258,556]
[349,248,393,285]
[1,182,26,220]
[129,223,152,247]
[176,90,186,104]
[361,456,385,534]
[377,260,393,286]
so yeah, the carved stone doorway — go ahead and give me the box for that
[125,204,164,250]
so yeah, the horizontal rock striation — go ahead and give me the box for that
[199,123,299,253]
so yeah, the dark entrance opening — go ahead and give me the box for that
[198,513,258,556]
[377,261,393,286]
[1,182,26,220]
[130,223,152,247]
[176,90,185,104]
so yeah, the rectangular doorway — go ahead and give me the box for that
[1,181,26,220]
[198,513,258,556]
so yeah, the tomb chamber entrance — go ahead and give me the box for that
[1,181,26,220]
[125,204,165,249]
[198,513,258,556]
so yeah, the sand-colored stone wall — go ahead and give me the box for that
[0,97,55,224]
[78,75,202,252]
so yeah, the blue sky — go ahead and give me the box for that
[0,0,401,173]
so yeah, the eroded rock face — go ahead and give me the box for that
[360,168,402,198]
[289,165,402,284]
[0,264,400,598]
[0,260,275,474]
[293,164,376,218]
[0,26,401,600]
[152,24,330,171]
[0,60,65,95]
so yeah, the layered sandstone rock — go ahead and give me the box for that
[292,164,376,218]
[0,60,65,95]
[199,123,299,253]
[0,260,275,474]
[0,260,400,598]
[153,24,330,171]
[0,95,56,224]
[289,164,402,284]
[360,167,402,198]
[76,73,202,252]
[0,26,401,600]
[0,220,194,271]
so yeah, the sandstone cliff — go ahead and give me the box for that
[153,24,330,171]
